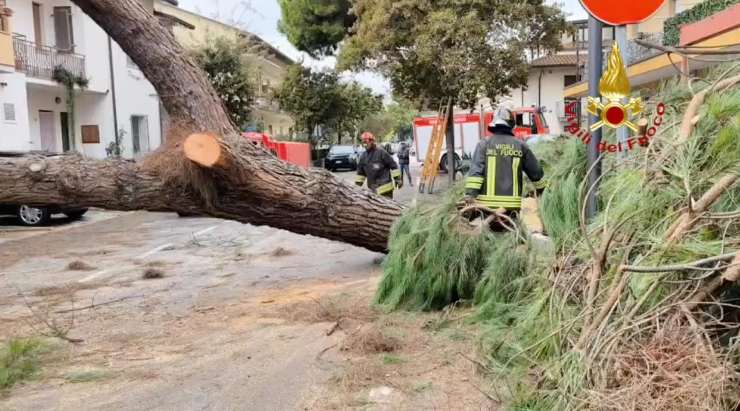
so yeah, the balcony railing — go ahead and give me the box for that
[13,36,85,80]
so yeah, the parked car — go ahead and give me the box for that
[0,151,88,226]
[0,204,88,226]
[325,145,361,171]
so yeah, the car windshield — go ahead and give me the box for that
[329,146,356,155]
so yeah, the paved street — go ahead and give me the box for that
[0,166,489,411]
[0,206,383,410]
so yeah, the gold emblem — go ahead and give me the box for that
[587,42,644,132]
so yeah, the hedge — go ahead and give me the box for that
[664,0,740,46]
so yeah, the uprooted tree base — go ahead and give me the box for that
[0,0,402,253]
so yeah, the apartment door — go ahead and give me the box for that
[60,112,71,151]
[39,110,58,153]
[53,7,74,52]
[32,2,43,46]
[131,115,150,156]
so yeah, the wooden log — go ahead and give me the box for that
[0,0,406,253]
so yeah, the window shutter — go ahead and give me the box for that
[3,103,15,122]
[53,7,74,52]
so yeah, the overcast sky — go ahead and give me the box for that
[177,0,589,96]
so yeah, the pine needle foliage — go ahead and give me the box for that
[376,190,497,310]
[379,64,740,409]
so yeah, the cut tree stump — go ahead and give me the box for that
[0,0,403,253]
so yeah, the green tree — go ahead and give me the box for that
[191,36,257,129]
[339,0,569,109]
[330,82,383,144]
[385,99,418,141]
[356,100,418,143]
[277,0,354,58]
[276,65,382,145]
[276,65,342,145]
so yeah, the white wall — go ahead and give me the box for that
[4,0,162,159]
[506,67,578,135]
[0,72,31,151]
[110,40,161,158]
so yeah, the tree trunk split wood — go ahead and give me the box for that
[0,0,402,253]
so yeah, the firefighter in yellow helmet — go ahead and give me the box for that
[355,132,402,198]
[464,108,548,216]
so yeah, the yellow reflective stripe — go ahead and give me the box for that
[391,170,401,178]
[477,197,522,204]
[477,194,522,209]
[486,155,497,196]
[512,158,520,197]
[465,176,484,190]
[355,175,366,183]
[376,182,395,194]
[476,196,522,209]
[533,179,549,189]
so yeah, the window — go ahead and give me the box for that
[3,103,15,122]
[131,115,150,156]
[564,75,579,87]
[53,7,74,52]
[32,2,43,46]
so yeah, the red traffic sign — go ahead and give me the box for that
[579,0,666,25]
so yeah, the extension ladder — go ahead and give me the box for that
[418,101,451,194]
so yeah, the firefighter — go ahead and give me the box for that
[356,132,402,198]
[464,108,548,216]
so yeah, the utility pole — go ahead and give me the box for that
[615,25,630,161]
[586,16,604,219]
[446,99,455,185]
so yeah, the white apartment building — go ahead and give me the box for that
[0,0,163,159]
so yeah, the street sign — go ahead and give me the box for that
[579,0,666,25]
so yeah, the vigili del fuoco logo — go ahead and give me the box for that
[565,42,666,154]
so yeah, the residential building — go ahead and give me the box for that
[564,0,737,101]
[497,21,615,134]
[153,0,296,139]
[0,0,163,159]
[499,0,712,135]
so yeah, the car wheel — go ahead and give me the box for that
[439,153,462,173]
[64,209,88,220]
[16,205,51,226]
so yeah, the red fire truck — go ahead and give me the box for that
[413,107,550,167]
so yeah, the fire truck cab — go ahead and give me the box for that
[510,107,550,141]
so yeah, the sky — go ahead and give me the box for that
[177,0,589,96]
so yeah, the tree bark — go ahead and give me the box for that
[0,0,403,253]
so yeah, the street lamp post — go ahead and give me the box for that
[586,15,604,219]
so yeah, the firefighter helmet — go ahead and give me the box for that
[489,107,515,130]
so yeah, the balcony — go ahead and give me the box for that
[12,36,85,80]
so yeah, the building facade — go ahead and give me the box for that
[154,1,296,139]
[564,0,739,100]
[0,0,162,159]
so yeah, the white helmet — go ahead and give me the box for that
[489,107,515,130]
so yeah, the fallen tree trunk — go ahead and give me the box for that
[0,0,403,252]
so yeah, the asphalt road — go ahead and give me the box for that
[0,209,382,410]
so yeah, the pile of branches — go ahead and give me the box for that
[378,64,740,409]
